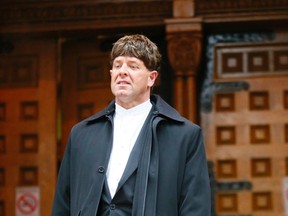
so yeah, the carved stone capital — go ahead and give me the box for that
[167,32,202,76]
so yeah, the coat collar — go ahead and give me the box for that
[85,94,185,124]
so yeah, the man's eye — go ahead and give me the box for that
[114,64,120,69]
[130,64,138,69]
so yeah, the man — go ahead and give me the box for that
[52,34,211,216]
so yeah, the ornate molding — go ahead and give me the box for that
[167,32,202,75]
[0,1,172,28]
[195,0,288,15]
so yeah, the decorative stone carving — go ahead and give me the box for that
[167,32,202,75]
[165,29,202,121]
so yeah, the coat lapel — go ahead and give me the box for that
[115,109,154,194]
[116,135,143,192]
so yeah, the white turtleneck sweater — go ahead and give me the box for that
[106,100,152,198]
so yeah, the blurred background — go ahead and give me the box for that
[0,0,288,215]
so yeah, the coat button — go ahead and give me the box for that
[110,204,116,210]
[98,166,105,173]
[153,110,159,115]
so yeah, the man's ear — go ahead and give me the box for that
[148,71,158,87]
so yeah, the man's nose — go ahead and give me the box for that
[119,64,128,76]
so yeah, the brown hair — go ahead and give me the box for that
[110,34,161,72]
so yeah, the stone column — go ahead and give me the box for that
[165,17,203,122]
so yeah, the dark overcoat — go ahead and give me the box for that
[52,94,211,216]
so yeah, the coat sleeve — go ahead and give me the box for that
[179,127,211,216]
[51,135,72,216]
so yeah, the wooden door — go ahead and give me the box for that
[0,38,57,216]
[60,38,114,157]
[202,41,288,216]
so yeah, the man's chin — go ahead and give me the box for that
[115,91,130,100]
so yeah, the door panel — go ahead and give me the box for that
[61,38,114,157]
[0,38,57,216]
[202,41,288,216]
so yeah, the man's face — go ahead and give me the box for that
[110,56,158,109]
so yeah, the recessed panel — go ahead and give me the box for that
[11,57,38,87]
[252,192,273,211]
[78,57,110,89]
[251,158,271,177]
[77,103,94,121]
[250,125,270,144]
[217,159,237,178]
[0,56,38,88]
[216,126,236,145]
[274,50,288,71]
[20,134,38,153]
[217,193,238,212]
[249,91,269,110]
[215,93,235,112]
[222,53,243,74]
[248,51,269,72]
[20,101,38,120]
[19,166,38,185]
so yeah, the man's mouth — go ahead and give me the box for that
[117,81,130,85]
